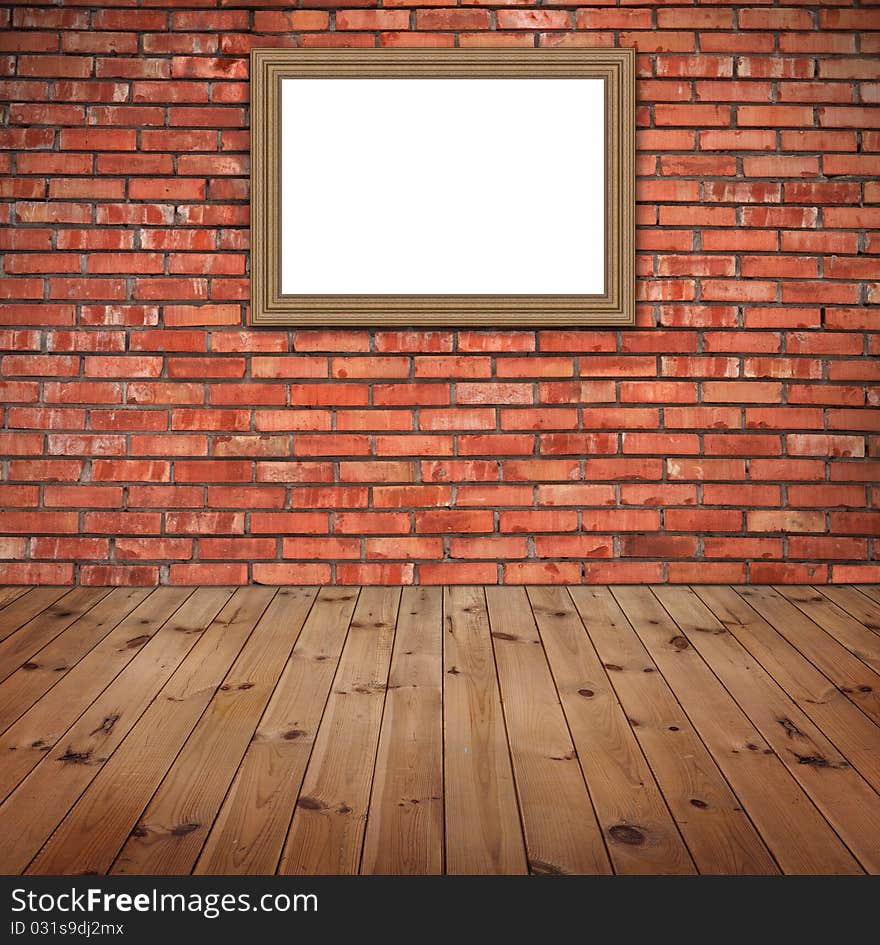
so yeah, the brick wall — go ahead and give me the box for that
[0,2,878,586]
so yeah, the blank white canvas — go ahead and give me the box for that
[280,77,605,295]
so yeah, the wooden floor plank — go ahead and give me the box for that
[695,586,880,796]
[0,587,111,683]
[443,586,527,875]
[0,583,876,876]
[27,587,277,876]
[816,586,880,633]
[361,587,444,875]
[775,586,880,675]
[569,586,777,875]
[739,586,880,727]
[657,586,880,874]
[279,587,399,875]
[110,588,316,875]
[857,586,880,606]
[0,587,69,643]
[529,586,695,875]
[0,587,230,875]
[485,586,611,875]
[0,587,31,611]
[196,588,359,875]
[0,587,196,804]
[0,587,153,734]
[612,586,861,874]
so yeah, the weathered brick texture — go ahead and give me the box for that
[0,2,878,585]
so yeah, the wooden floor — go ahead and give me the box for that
[0,583,878,875]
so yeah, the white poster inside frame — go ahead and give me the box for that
[279,77,606,296]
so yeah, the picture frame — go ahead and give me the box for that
[249,48,635,327]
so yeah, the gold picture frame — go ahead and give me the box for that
[249,47,635,327]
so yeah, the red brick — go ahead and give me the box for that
[702,484,781,507]
[620,484,697,507]
[621,535,699,558]
[164,511,243,534]
[254,563,332,584]
[416,562,495,584]
[499,459,577,482]
[208,486,282,509]
[81,565,158,586]
[747,511,825,533]
[669,562,749,583]
[534,484,615,507]
[624,432,701,455]
[84,511,162,535]
[366,537,443,560]
[369,486,449,510]
[503,562,583,584]
[788,537,867,560]
[533,535,613,559]
[750,459,826,481]
[788,484,866,508]
[497,510,577,534]
[337,10,410,29]
[751,562,830,583]
[456,435,532,456]
[448,537,527,560]
[336,563,414,584]
[453,485,530,508]
[456,382,533,405]
[31,537,109,560]
[280,537,360,560]
[666,509,743,531]
[415,510,494,533]
[667,458,746,481]
[703,537,782,559]
[254,12,330,31]
[582,510,660,532]
[829,512,880,535]
[256,462,334,485]
[116,537,192,561]
[131,433,207,457]
[0,537,30,559]
[584,562,664,583]
[379,33,457,49]
[458,33,535,49]
[170,563,247,585]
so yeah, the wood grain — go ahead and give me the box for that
[529,586,694,875]
[613,586,860,874]
[197,588,359,875]
[0,587,31,612]
[110,588,315,875]
[0,587,196,805]
[0,587,152,733]
[361,587,444,875]
[279,587,399,875]
[0,587,69,644]
[816,586,880,633]
[0,587,110,683]
[569,586,777,875]
[776,585,880,676]
[695,585,880,795]
[28,587,276,875]
[486,586,611,875]
[657,586,880,874]
[739,586,880,726]
[857,586,880,606]
[443,586,527,875]
[1,583,878,876]
[0,587,228,874]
